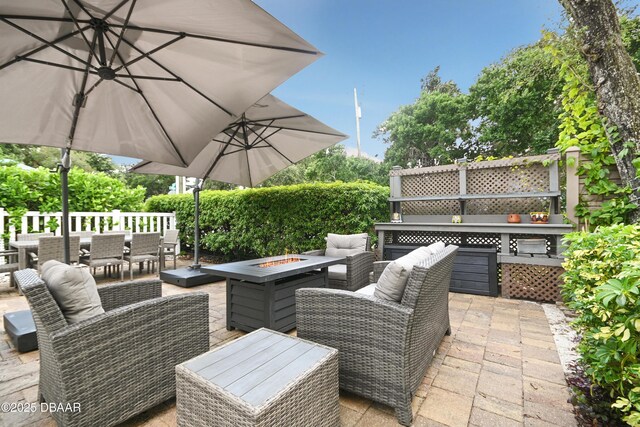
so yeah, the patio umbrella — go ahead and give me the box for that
[130,94,347,272]
[0,0,321,262]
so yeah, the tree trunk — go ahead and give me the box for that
[559,0,640,222]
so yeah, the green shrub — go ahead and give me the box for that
[0,165,145,233]
[562,224,640,425]
[145,182,389,260]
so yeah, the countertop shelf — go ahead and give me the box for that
[388,191,561,203]
[374,222,572,235]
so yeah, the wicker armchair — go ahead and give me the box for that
[302,235,374,292]
[296,245,458,426]
[14,268,209,427]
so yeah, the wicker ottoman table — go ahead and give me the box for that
[176,328,339,427]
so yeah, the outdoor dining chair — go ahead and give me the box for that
[81,233,125,280]
[16,232,55,268]
[35,236,80,271]
[160,229,179,270]
[0,249,19,287]
[71,231,95,260]
[70,230,95,238]
[125,232,161,279]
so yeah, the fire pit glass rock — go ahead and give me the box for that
[255,257,304,268]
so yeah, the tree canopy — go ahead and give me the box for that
[468,42,563,156]
[376,14,640,169]
[375,67,470,168]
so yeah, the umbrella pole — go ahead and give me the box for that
[60,148,71,264]
[191,179,201,269]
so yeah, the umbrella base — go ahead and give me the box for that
[160,267,223,288]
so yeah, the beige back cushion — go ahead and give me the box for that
[374,245,436,302]
[373,261,410,301]
[41,260,105,324]
[426,241,446,254]
[325,233,368,257]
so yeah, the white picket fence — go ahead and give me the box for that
[0,208,177,242]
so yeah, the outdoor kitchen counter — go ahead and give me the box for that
[374,222,574,257]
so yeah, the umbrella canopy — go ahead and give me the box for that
[0,0,321,261]
[130,94,347,266]
[131,94,347,186]
[0,0,321,165]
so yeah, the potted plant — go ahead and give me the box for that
[530,212,549,224]
[530,198,550,224]
[507,213,521,223]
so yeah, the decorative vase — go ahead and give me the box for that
[391,212,402,223]
[507,214,521,223]
[530,212,549,224]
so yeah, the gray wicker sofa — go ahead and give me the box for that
[296,244,458,426]
[14,269,209,427]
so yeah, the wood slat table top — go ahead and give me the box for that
[182,328,335,407]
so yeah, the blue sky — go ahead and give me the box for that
[113,0,564,166]
[254,0,564,161]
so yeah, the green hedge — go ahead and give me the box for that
[0,165,145,234]
[562,224,640,426]
[145,182,389,260]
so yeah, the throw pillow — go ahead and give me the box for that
[41,260,105,324]
[325,233,368,257]
[395,246,431,273]
[374,261,410,301]
[374,246,435,302]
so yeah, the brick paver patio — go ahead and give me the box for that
[0,262,577,426]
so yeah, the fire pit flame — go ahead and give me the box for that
[257,256,302,268]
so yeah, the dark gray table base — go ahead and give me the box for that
[227,270,327,333]
[160,266,224,288]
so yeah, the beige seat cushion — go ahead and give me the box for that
[328,264,347,281]
[325,233,368,257]
[355,283,376,296]
[41,260,105,324]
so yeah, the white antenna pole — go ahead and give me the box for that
[354,88,362,157]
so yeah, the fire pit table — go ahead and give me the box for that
[201,254,344,333]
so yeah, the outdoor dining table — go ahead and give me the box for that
[10,234,134,270]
